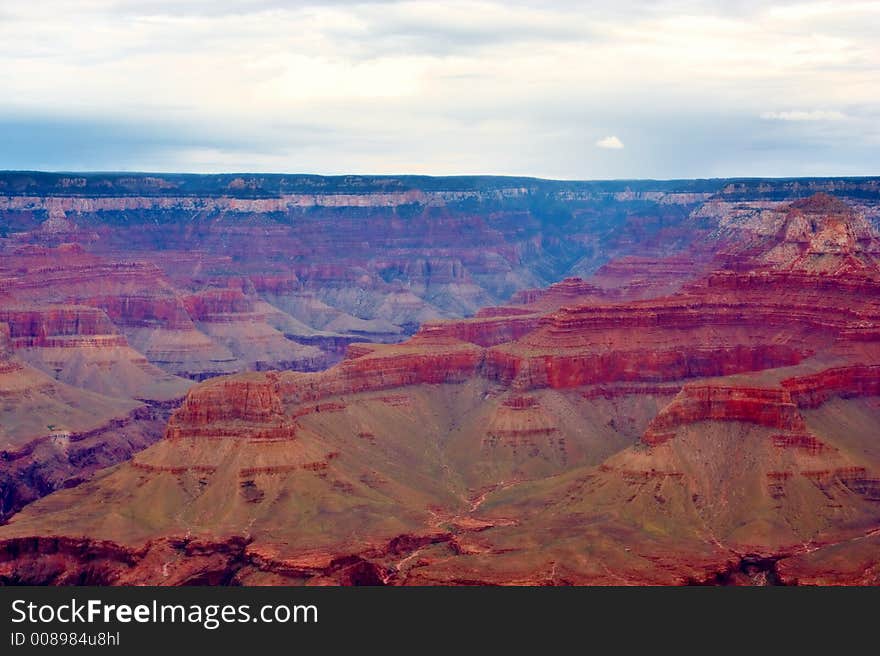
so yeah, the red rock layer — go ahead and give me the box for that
[485,343,804,391]
[85,295,194,329]
[0,307,126,348]
[580,383,682,399]
[643,385,806,445]
[509,277,606,307]
[0,245,329,379]
[771,433,832,455]
[181,289,254,322]
[249,275,301,296]
[165,373,295,441]
[0,322,11,361]
[416,314,543,347]
[782,365,880,408]
[277,337,485,405]
[0,246,174,302]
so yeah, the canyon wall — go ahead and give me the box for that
[2,178,880,584]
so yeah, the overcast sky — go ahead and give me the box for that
[1,1,878,178]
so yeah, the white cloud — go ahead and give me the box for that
[596,135,624,149]
[0,2,878,177]
[760,110,847,121]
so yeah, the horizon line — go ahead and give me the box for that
[2,170,880,184]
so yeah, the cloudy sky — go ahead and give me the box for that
[1,1,878,178]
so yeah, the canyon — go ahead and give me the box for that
[0,172,879,585]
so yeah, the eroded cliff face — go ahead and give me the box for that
[0,174,654,524]
[1,191,879,584]
[164,373,297,442]
[642,385,807,445]
[0,318,180,521]
[782,365,880,406]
